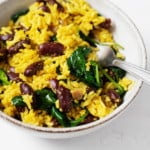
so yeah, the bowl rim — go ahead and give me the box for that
[0,0,147,134]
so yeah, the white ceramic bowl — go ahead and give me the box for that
[0,0,146,139]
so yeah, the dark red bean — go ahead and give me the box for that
[16,106,26,113]
[31,94,37,109]
[51,117,59,127]
[36,0,45,2]
[16,24,28,32]
[0,33,14,41]
[100,18,111,29]
[107,89,120,103]
[8,38,30,55]
[39,42,64,56]
[47,0,56,4]
[36,0,64,12]
[20,83,34,95]
[40,5,50,13]
[9,66,15,72]
[50,78,59,90]
[0,48,8,61]
[107,69,116,81]
[80,115,96,125]
[0,34,9,41]
[56,86,72,113]
[23,38,30,44]
[24,60,44,77]
[14,114,21,120]
[48,24,57,33]
[7,72,22,82]
[49,78,72,112]
[56,2,64,12]
[47,0,64,12]
[86,87,96,93]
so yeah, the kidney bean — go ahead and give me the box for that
[56,3,64,12]
[39,42,64,56]
[40,5,50,13]
[0,33,14,41]
[0,48,8,61]
[36,0,45,2]
[9,66,15,72]
[100,18,111,29]
[23,38,30,44]
[50,78,59,90]
[47,0,64,12]
[8,38,30,54]
[107,89,120,103]
[49,78,72,112]
[106,69,116,81]
[7,71,22,82]
[36,0,64,12]
[47,0,56,4]
[31,94,40,110]
[20,83,34,95]
[16,106,26,113]
[56,86,72,113]
[16,24,28,32]
[24,60,44,77]
[48,24,57,33]
[51,117,60,127]
[86,87,96,93]
[80,115,95,125]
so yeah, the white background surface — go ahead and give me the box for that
[0,0,150,149]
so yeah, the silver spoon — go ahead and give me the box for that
[96,45,150,84]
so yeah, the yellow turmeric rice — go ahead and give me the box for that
[0,0,132,127]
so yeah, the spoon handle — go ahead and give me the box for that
[113,59,150,85]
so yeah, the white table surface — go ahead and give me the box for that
[0,0,150,149]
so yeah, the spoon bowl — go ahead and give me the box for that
[97,44,150,85]
[96,44,116,67]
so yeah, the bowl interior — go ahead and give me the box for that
[0,0,146,138]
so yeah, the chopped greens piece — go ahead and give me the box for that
[51,106,70,127]
[50,35,57,42]
[69,110,89,127]
[67,46,102,88]
[100,42,124,50]
[0,69,10,85]
[34,87,91,127]
[67,46,91,77]
[83,61,103,88]
[79,30,124,51]
[102,69,125,96]
[11,96,26,107]
[51,106,89,127]
[79,30,98,47]
[11,9,29,22]
[90,61,101,86]
[34,88,57,110]
[108,66,126,82]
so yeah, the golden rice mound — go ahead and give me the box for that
[0,0,132,128]
[0,83,20,116]
[21,109,53,127]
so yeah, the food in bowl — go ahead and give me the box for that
[0,0,132,128]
